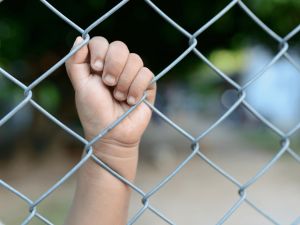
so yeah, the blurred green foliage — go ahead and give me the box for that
[36,81,60,113]
[0,0,299,69]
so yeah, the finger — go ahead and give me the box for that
[127,67,156,106]
[145,77,156,106]
[65,36,90,91]
[102,41,129,86]
[89,36,109,72]
[113,53,143,101]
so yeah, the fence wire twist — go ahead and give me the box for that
[1,0,300,224]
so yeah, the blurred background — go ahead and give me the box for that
[1,0,300,224]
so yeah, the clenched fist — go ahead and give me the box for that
[66,36,156,158]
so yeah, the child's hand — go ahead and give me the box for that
[66,37,156,160]
[65,37,156,225]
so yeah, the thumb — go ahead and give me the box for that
[65,36,90,91]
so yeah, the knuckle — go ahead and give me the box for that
[139,67,155,81]
[91,36,108,45]
[90,37,109,59]
[129,53,143,67]
[141,67,154,78]
[110,41,128,52]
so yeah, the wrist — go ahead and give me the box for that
[84,140,139,183]
[90,138,139,158]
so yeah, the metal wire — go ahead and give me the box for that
[1,0,300,224]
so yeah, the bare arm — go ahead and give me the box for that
[64,36,156,225]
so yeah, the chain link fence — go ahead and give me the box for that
[1,0,300,224]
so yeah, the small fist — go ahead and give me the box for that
[65,36,156,158]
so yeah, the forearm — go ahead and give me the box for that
[65,143,138,225]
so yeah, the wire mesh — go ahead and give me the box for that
[1,0,300,224]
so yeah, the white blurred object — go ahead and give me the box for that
[0,220,5,225]
[241,46,300,130]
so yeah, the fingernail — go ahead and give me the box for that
[94,60,103,70]
[115,91,125,99]
[104,74,115,84]
[128,96,136,105]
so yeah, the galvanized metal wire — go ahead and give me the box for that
[1,0,300,224]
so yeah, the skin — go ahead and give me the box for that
[64,36,156,225]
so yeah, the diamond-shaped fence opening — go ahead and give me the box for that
[1,0,300,224]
